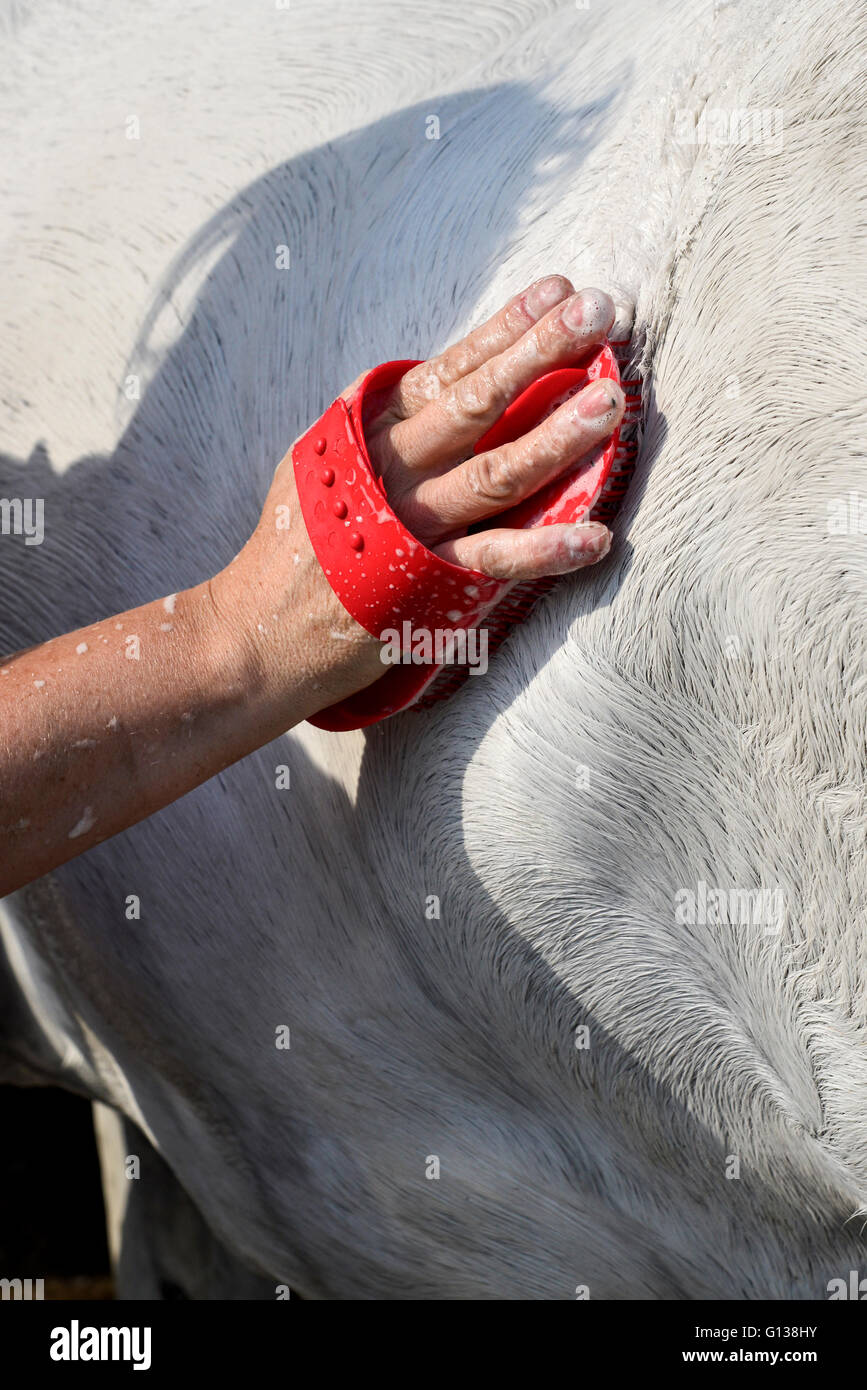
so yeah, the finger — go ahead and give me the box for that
[402,377,624,543]
[389,287,616,471]
[434,521,611,580]
[392,275,575,418]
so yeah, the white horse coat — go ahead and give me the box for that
[1,0,864,1297]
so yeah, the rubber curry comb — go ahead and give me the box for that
[292,342,638,730]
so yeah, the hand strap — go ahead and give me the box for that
[292,360,504,641]
[292,348,621,730]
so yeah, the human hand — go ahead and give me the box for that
[214,277,624,721]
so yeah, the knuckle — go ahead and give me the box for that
[477,536,516,580]
[469,448,516,504]
[401,362,445,407]
[430,358,456,394]
[433,344,472,393]
[452,364,504,422]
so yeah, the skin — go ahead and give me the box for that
[0,277,624,894]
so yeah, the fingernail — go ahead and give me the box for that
[524,276,571,319]
[577,379,623,418]
[561,288,615,337]
[566,522,611,557]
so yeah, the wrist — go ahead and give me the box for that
[203,540,384,739]
[191,566,303,744]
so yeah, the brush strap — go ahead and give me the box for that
[293,349,621,731]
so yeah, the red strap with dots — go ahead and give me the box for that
[292,350,621,730]
[293,360,504,647]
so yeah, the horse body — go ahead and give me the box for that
[1,0,864,1297]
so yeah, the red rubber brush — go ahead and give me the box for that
[293,342,639,731]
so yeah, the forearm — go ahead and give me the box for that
[0,518,379,896]
[0,581,258,892]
